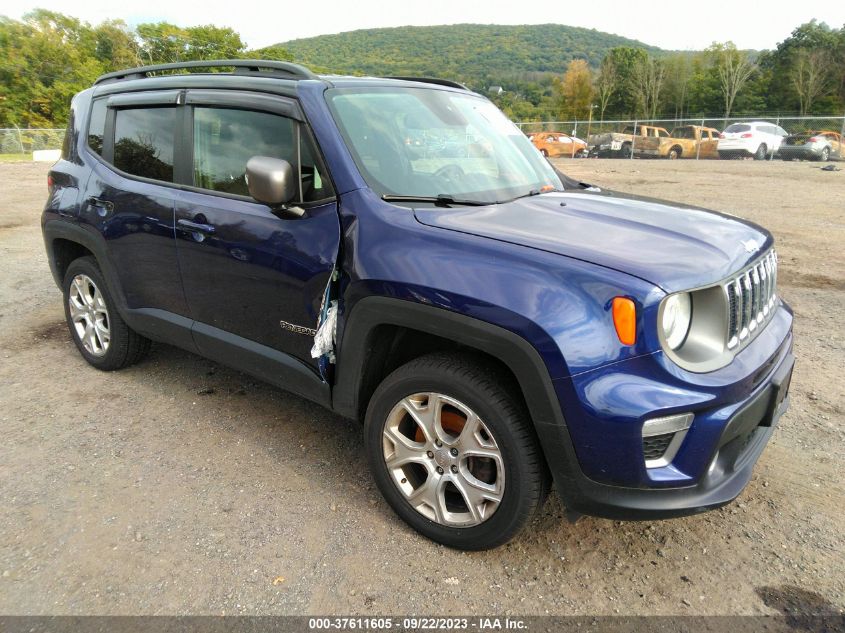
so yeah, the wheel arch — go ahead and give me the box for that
[51,238,94,285]
[333,294,573,427]
[332,296,583,499]
[43,220,129,314]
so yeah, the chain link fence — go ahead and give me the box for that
[517,116,845,159]
[3,116,845,159]
[0,128,65,155]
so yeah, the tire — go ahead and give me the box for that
[754,144,767,160]
[668,146,681,160]
[364,352,550,550]
[540,148,549,157]
[820,147,830,162]
[63,256,151,370]
[620,143,632,159]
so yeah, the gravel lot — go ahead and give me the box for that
[0,159,843,616]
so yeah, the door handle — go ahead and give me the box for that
[87,197,114,214]
[177,218,216,234]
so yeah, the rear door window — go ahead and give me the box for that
[725,124,750,133]
[113,107,177,182]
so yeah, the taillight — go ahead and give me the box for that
[47,174,54,194]
[809,137,820,143]
[741,133,753,138]
[719,133,725,139]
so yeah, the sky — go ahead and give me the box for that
[4,0,845,51]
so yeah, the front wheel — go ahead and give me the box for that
[668,146,681,159]
[364,353,549,550]
[820,147,830,162]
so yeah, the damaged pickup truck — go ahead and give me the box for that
[587,124,670,158]
[43,61,794,550]
[634,125,721,160]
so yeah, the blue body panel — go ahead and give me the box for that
[294,80,793,491]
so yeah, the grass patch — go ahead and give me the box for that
[0,153,31,162]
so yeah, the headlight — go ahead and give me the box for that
[661,293,691,350]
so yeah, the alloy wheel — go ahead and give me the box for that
[382,392,505,527]
[68,274,110,356]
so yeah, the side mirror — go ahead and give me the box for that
[245,156,302,216]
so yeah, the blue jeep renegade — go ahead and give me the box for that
[42,60,794,550]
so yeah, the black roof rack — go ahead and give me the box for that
[94,59,318,85]
[384,76,468,90]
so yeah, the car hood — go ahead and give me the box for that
[413,190,773,293]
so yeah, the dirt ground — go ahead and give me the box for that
[0,159,843,616]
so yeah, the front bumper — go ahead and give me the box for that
[536,304,794,520]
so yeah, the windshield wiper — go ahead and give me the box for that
[505,187,564,203]
[382,194,490,207]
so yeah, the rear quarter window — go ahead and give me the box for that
[87,99,107,156]
[61,110,75,159]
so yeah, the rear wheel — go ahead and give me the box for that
[63,257,150,370]
[364,353,549,550]
[668,146,681,159]
[540,148,549,157]
[820,147,830,162]
[620,143,632,159]
[754,144,768,160]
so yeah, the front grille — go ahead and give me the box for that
[643,433,675,461]
[726,250,778,350]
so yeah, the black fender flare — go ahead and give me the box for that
[332,296,585,497]
[42,219,131,316]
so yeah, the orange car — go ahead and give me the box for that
[528,131,588,158]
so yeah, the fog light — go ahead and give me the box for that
[642,413,693,468]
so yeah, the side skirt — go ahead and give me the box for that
[124,307,331,409]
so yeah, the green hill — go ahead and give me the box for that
[277,23,662,87]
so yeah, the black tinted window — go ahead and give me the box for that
[61,110,75,159]
[114,107,176,182]
[87,99,106,156]
[193,107,333,202]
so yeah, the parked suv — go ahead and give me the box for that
[43,61,794,550]
[718,121,788,160]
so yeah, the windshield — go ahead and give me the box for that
[326,87,562,204]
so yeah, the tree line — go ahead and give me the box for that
[0,10,292,127]
[505,21,845,122]
[1,11,843,128]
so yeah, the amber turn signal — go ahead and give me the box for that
[612,297,637,346]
